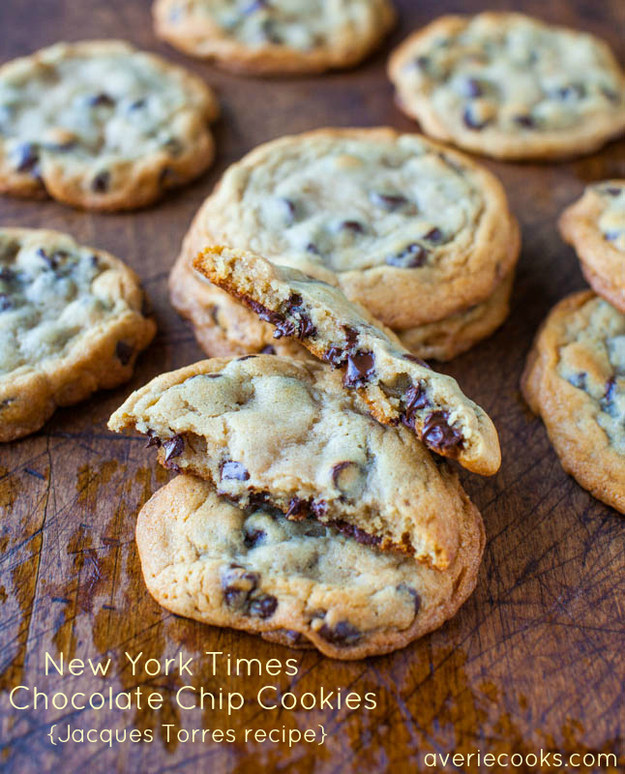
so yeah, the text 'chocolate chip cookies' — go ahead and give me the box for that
[1,228,155,442]
[136,474,484,660]
[388,13,625,160]
[0,40,219,210]
[153,0,396,75]
[171,127,520,360]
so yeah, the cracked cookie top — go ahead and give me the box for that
[153,0,396,74]
[522,291,625,513]
[109,355,480,569]
[0,40,219,210]
[389,13,625,160]
[137,474,484,660]
[182,127,519,328]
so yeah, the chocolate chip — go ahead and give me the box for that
[369,191,410,211]
[318,621,361,646]
[460,77,484,98]
[397,583,421,615]
[0,266,14,282]
[162,435,184,462]
[243,529,265,548]
[462,107,489,130]
[552,84,585,100]
[128,98,147,111]
[221,565,259,608]
[280,629,304,646]
[286,497,307,519]
[115,341,134,366]
[600,377,618,415]
[87,93,115,107]
[602,186,623,197]
[221,460,250,481]
[260,345,276,355]
[328,519,382,547]
[402,383,430,428]
[36,248,59,270]
[422,227,443,244]
[283,293,317,339]
[422,411,463,453]
[568,372,587,390]
[0,293,11,311]
[386,243,429,268]
[248,594,278,619]
[306,243,320,255]
[339,220,365,234]
[344,350,375,388]
[414,55,430,70]
[92,171,110,193]
[279,198,297,225]
[14,143,40,174]
[145,430,161,448]
[514,115,536,129]
[331,462,365,499]
[310,500,327,519]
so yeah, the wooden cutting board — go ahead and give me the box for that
[1,1,624,771]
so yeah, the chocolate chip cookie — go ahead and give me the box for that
[171,127,519,336]
[0,40,219,210]
[153,0,396,75]
[0,228,156,442]
[522,290,625,513]
[389,13,625,160]
[194,246,500,475]
[137,473,484,659]
[109,355,483,568]
[559,182,625,313]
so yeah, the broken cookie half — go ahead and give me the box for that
[109,355,479,570]
[137,474,484,660]
[193,245,501,476]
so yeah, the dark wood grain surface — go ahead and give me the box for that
[1,1,624,772]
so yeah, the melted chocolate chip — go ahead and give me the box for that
[0,266,14,282]
[221,460,250,481]
[422,411,462,453]
[246,297,289,331]
[369,191,410,211]
[306,242,320,256]
[115,341,134,366]
[328,519,382,547]
[92,171,110,193]
[286,497,307,519]
[318,621,362,646]
[310,500,327,519]
[402,383,430,428]
[36,248,59,270]
[221,564,259,608]
[331,461,359,488]
[260,345,276,355]
[284,293,317,340]
[162,435,184,462]
[14,143,41,175]
[386,243,429,269]
[344,351,376,388]
[248,594,278,619]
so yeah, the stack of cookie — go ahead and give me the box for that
[522,182,625,514]
[109,245,502,658]
[170,127,520,362]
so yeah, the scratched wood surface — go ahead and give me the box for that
[1,0,624,772]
